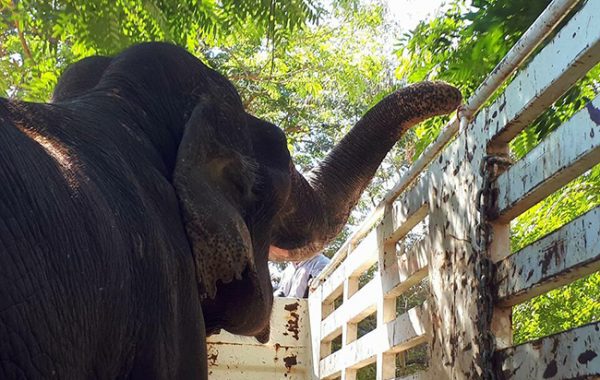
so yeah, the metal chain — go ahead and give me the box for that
[475,154,512,380]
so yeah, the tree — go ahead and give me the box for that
[0,0,325,100]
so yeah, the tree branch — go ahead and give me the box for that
[10,0,35,63]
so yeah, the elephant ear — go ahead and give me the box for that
[174,96,257,299]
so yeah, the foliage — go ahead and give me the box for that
[200,3,397,168]
[396,0,600,345]
[0,0,326,100]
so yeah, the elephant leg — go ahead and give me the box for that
[128,318,207,380]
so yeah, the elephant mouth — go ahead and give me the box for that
[253,324,270,343]
[201,264,273,340]
[205,319,223,337]
[205,319,270,344]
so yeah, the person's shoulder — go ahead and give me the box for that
[306,254,330,274]
[307,253,329,262]
[316,254,331,265]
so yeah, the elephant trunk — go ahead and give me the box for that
[270,81,462,261]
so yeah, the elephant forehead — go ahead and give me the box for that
[246,115,290,170]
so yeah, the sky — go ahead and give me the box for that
[385,0,446,31]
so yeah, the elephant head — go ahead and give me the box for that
[52,56,113,102]
[53,42,461,343]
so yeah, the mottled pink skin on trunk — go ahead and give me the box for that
[270,81,462,261]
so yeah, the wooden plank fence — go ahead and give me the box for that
[307,0,600,379]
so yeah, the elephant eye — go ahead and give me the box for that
[229,172,252,200]
[222,160,257,206]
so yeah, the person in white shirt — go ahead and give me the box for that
[273,254,330,298]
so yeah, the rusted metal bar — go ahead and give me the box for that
[495,321,600,379]
[495,93,600,222]
[496,207,600,306]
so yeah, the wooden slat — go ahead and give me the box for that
[386,178,429,244]
[321,230,379,302]
[485,0,600,147]
[496,93,600,221]
[427,87,494,376]
[496,207,600,306]
[347,305,428,367]
[320,349,343,380]
[341,276,359,380]
[495,321,600,379]
[393,371,430,380]
[321,279,378,341]
[382,238,430,298]
[377,352,396,380]
[320,263,345,304]
[309,287,327,376]
[207,298,311,379]
[377,204,400,380]
[319,318,342,344]
[346,230,379,276]
[319,305,429,379]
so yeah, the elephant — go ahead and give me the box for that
[0,41,461,378]
[51,55,113,102]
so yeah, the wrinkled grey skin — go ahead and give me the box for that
[0,42,461,378]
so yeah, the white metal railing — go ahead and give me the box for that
[207,297,313,379]
[308,0,600,379]
[310,0,585,289]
